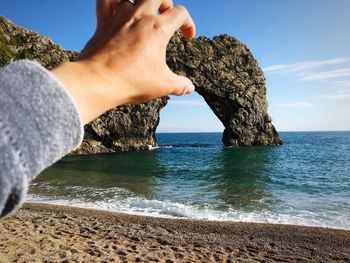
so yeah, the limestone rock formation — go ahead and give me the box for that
[167,34,282,146]
[0,16,282,154]
[73,98,168,154]
[0,16,76,68]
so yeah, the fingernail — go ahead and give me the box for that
[186,84,195,94]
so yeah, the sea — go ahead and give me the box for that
[28,132,350,230]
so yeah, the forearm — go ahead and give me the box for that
[0,60,84,217]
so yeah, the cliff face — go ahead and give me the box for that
[0,16,281,153]
[73,98,168,154]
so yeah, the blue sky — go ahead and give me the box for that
[1,0,349,131]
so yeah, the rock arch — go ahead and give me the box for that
[167,34,282,147]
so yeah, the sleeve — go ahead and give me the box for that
[0,60,84,217]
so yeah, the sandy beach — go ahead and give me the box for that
[0,204,349,262]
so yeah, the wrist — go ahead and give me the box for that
[51,61,123,124]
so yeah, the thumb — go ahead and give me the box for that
[166,70,195,96]
[96,0,117,28]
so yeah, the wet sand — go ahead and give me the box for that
[0,203,349,262]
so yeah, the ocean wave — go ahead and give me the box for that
[147,145,159,150]
[157,143,221,149]
[158,145,173,149]
[27,194,350,230]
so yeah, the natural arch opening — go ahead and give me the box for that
[157,93,224,133]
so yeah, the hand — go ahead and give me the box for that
[52,0,196,124]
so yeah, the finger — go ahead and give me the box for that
[165,69,195,96]
[96,0,117,28]
[116,0,136,16]
[136,0,173,15]
[160,5,196,39]
[159,0,173,14]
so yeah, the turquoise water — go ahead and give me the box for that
[28,132,350,229]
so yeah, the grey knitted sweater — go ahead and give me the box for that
[0,60,84,217]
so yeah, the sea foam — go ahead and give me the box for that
[27,193,350,230]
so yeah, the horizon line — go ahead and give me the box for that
[156,130,350,134]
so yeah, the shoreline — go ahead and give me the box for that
[0,203,349,262]
[25,200,350,231]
